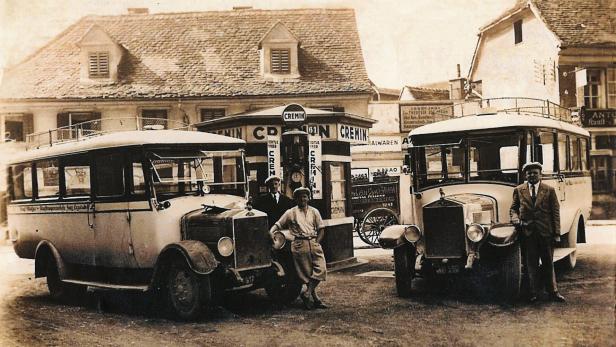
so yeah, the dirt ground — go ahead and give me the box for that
[0,242,614,347]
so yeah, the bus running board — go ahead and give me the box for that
[553,248,575,262]
[63,279,149,292]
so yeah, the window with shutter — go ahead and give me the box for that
[88,52,110,78]
[200,108,226,122]
[271,49,290,74]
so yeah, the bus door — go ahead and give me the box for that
[91,152,136,268]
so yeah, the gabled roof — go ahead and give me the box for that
[403,86,450,101]
[479,0,616,48]
[0,8,371,100]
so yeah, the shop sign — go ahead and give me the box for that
[248,124,334,142]
[212,127,244,140]
[370,166,400,178]
[338,124,369,144]
[308,135,322,199]
[400,104,453,132]
[281,104,307,126]
[581,109,616,127]
[351,168,370,183]
[267,136,282,179]
[351,135,401,153]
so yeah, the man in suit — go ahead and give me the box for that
[510,162,566,303]
[253,175,295,228]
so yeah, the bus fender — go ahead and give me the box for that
[152,240,220,283]
[486,224,519,247]
[34,241,68,279]
[378,225,408,249]
[566,209,584,236]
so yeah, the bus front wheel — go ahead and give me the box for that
[393,243,415,297]
[498,242,522,302]
[165,259,212,321]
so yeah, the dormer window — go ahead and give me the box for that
[259,22,300,80]
[88,52,110,78]
[271,49,290,74]
[78,25,123,83]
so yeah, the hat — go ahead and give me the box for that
[264,175,281,185]
[522,162,543,172]
[293,187,311,198]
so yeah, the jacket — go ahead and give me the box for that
[253,192,295,228]
[510,182,561,238]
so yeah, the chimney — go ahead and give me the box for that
[127,8,149,15]
[449,64,467,100]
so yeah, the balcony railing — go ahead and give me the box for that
[26,117,192,150]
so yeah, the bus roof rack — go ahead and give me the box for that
[25,117,193,150]
[431,97,579,125]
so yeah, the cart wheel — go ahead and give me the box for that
[359,208,398,246]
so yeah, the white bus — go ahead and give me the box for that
[6,119,297,320]
[379,98,592,300]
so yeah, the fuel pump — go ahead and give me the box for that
[281,129,309,196]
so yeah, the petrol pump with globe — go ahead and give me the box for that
[195,104,375,269]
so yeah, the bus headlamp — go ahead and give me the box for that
[217,237,234,257]
[403,225,421,243]
[466,224,485,242]
[271,231,286,250]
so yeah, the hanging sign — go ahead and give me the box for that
[281,104,307,127]
[575,69,587,88]
[308,135,322,199]
[267,135,282,179]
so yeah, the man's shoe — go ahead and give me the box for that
[528,295,538,304]
[300,292,313,310]
[550,292,566,303]
[313,299,329,309]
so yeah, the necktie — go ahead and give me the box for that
[531,184,536,204]
[273,193,279,203]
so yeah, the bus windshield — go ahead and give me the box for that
[149,150,246,197]
[412,132,522,190]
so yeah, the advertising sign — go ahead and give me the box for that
[337,124,369,144]
[400,104,453,132]
[581,108,616,127]
[351,135,402,153]
[308,135,322,199]
[267,135,282,179]
[281,104,307,126]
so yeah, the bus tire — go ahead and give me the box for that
[562,219,581,271]
[46,255,66,300]
[393,243,415,298]
[499,242,522,302]
[165,258,212,321]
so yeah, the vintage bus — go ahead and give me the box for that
[379,98,592,300]
[6,119,298,320]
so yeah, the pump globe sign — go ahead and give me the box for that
[282,104,307,126]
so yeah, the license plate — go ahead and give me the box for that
[435,264,460,274]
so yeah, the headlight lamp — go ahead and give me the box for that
[272,231,286,250]
[466,223,485,242]
[403,225,421,242]
[217,237,235,257]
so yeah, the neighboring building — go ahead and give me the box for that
[468,0,616,218]
[0,7,373,226]
[0,7,371,144]
[370,81,401,102]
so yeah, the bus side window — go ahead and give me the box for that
[10,164,33,200]
[580,138,589,171]
[536,132,555,174]
[557,133,568,172]
[570,136,581,172]
[132,162,146,195]
[95,154,125,197]
[36,159,60,198]
[64,154,91,197]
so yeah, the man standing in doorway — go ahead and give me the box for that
[510,162,566,303]
[269,187,328,310]
[254,175,295,228]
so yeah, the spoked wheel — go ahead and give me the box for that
[359,208,398,246]
[165,259,212,321]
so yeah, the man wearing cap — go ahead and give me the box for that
[269,187,327,310]
[510,162,565,303]
[254,175,295,228]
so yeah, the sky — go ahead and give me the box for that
[0,0,517,88]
